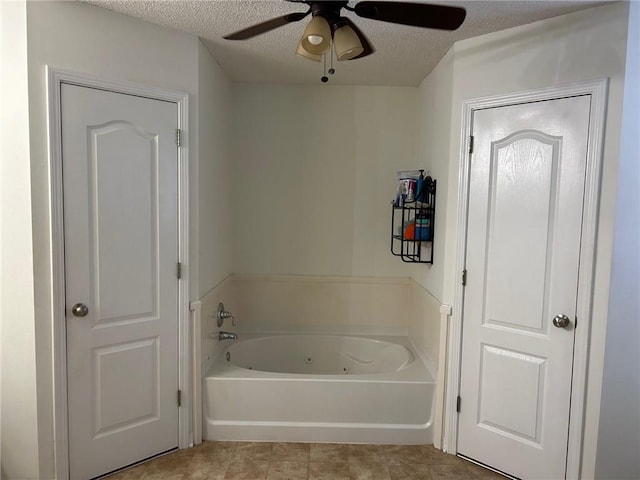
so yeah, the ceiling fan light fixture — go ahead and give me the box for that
[301,15,331,55]
[296,39,322,62]
[307,35,324,46]
[333,24,364,61]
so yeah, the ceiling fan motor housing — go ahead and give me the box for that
[309,1,349,24]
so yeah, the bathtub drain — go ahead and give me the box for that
[226,352,231,362]
[343,367,349,374]
[305,355,313,364]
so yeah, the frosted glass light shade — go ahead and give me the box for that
[296,40,322,61]
[333,24,363,61]
[301,16,331,55]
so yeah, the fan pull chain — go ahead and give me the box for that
[328,47,335,75]
[321,53,329,83]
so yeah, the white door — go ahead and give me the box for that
[457,96,591,479]
[62,84,180,479]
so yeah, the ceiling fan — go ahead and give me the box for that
[224,1,466,68]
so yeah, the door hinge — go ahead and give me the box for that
[177,262,182,279]
[469,136,474,154]
[456,395,461,413]
[462,269,467,286]
[176,128,182,147]
[177,389,182,407]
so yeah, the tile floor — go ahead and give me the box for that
[106,441,505,480]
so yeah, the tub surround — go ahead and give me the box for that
[407,280,449,447]
[198,274,442,379]
[231,275,412,336]
[200,275,236,370]
[407,280,443,372]
[193,276,236,446]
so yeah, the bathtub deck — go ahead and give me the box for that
[105,441,506,480]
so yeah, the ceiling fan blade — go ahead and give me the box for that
[354,1,466,31]
[224,10,310,40]
[343,18,375,60]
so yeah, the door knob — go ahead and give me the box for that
[552,314,571,328]
[71,303,89,317]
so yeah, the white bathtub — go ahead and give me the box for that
[203,334,435,444]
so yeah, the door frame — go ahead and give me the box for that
[47,67,191,480]
[444,79,608,479]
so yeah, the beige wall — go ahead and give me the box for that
[0,1,40,478]
[197,41,233,296]
[412,3,629,476]
[595,2,639,478]
[231,85,417,278]
[409,51,455,300]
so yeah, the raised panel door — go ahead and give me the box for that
[62,84,179,479]
[458,96,591,479]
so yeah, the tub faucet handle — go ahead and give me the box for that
[218,331,238,341]
[214,302,235,327]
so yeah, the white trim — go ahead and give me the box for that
[176,82,191,453]
[443,91,475,454]
[47,67,191,480]
[47,66,70,480]
[444,79,609,479]
[566,78,608,480]
[433,304,452,450]
[190,300,203,445]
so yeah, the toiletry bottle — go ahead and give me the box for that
[416,170,425,204]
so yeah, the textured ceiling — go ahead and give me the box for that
[86,0,606,86]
